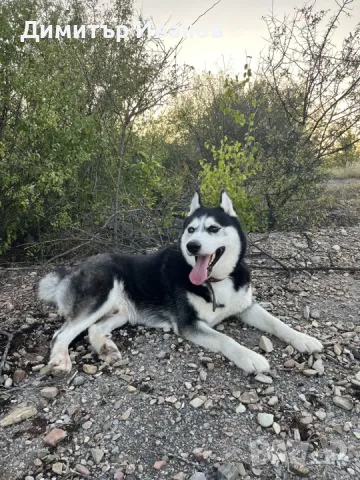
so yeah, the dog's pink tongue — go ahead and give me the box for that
[189,255,211,285]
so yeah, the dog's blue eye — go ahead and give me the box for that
[188,227,195,233]
[208,226,220,233]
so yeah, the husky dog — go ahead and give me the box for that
[38,191,323,376]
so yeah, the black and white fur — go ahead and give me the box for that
[38,191,323,376]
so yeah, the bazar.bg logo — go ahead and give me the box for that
[20,21,223,42]
[249,435,352,476]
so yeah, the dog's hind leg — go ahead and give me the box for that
[181,320,270,374]
[88,314,128,364]
[240,303,323,354]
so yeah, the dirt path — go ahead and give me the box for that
[0,226,360,480]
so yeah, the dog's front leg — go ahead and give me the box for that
[181,319,270,374]
[240,303,323,354]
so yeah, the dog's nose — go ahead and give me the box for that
[187,240,201,255]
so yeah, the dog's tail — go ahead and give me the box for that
[38,267,68,303]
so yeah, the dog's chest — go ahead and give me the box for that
[187,278,252,327]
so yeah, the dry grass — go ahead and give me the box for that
[330,162,360,179]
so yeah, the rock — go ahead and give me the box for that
[76,464,90,476]
[302,369,318,377]
[268,396,279,406]
[352,349,360,360]
[333,344,342,356]
[153,459,167,470]
[217,462,239,479]
[332,245,341,251]
[259,336,273,353]
[52,462,63,474]
[235,403,246,413]
[310,310,320,319]
[4,378,12,388]
[25,477,35,480]
[312,359,324,375]
[284,359,295,368]
[0,406,37,427]
[166,395,177,404]
[315,410,327,421]
[114,469,125,479]
[273,422,281,434]
[190,473,206,480]
[190,397,205,408]
[303,306,310,320]
[40,387,59,399]
[290,462,309,477]
[173,473,187,480]
[199,370,207,381]
[91,447,104,464]
[83,364,97,374]
[13,369,26,384]
[73,375,86,386]
[255,373,273,384]
[257,413,274,428]
[300,413,313,425]
[156,350,167,359]
[333,396,353,411]
[43,428,67,446]
[239,391,259,404]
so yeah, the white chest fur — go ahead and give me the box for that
[187,279,253,327]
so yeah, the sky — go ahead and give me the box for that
[135,0,360,74]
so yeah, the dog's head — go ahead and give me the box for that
[180,190,247,285]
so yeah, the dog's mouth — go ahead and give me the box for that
[189,247,225,285]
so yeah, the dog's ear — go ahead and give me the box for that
[219,190,237,217]
[188,191,202,216]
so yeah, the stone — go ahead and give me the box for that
[235,403,246,413]
[83,364,97,374]
[284,359,295,368]
[312,359,324,375]
[190,473,206,480]
[199,370,207,381]
[153,459,167,470]
[0,406,37,427]
[73,375,86,386]
[259,336,273,353]
[333,344,342,356]
[273,422,281,434]
[217,462,239,479]
[43,428,67,446]
[113,469,125,480]
[290,462,309,477]
[310,310,320,320]
[333,396,353,411]
[239,391,259,404]
[190,397,205,408]
[315,410,327,421]
[40,387,59,399]
[4,378,12,388]
[257,413,274,428]
[302,369,318,377]
[255,373,273,384]
[13,369,26,384]
[76,464,90,476]
[52,462,63,474]
[303,306,310,320]
[268,396,279,406]
[91,447,104,464]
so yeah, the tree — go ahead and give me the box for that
[261,0,360,160]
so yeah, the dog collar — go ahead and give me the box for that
[205,279,225,312]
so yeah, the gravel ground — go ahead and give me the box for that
[0,226,360,480]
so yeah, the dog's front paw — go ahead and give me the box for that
[49,350,72,376]
[290,333,323,354]
[234,352,270,374]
